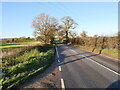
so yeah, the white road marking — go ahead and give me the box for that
[79,48,118,62]
[59,66,62,71]
[56,45,65,89]
[71,50,120,75]
[58,59,60,63]
[71,49,77,54]
[56,46,59,58]
[84,56,120,75]
[61,78,65,90]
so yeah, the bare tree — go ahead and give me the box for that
[80,31,87,38]
[80,31,88,46]
[32,13,58,44]
[61,16,78,44]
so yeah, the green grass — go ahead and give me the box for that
[2,45,55,89]
[0,41,41,49]
[102,49,118,55]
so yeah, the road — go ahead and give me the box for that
[55,42,119,88]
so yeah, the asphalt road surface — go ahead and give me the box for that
[55,42,119,89]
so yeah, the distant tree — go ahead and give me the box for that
[27,37,30,39]
[6,40,10,43]
[32,13,58,44]
[80,31,87,38]
[12,38,15,42]
[80,31,88,46]
[61,16,78,44]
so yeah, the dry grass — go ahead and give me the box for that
[0,46,32,58]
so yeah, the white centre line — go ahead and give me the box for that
[59,66,62,71]
[61,78,65,90]
[71,50,120,75]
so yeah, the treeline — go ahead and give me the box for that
[69,31,119,54]
[1,37,34,44]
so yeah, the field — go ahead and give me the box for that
[0,41,41,49]
[0,41,55,89]
[1,45,55,89]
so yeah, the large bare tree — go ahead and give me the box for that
[32,13,58,44]
[61,16,78,44]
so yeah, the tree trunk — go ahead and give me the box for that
[92,48,95,52]
[65,31,69,44]
[92,37,98,52]
[99,37,106,54]
[50,37,54,44]
[99,49,102,54]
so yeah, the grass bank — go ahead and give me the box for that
[0,41,41,49]
[69,43,118,59]
[1,45,55,89]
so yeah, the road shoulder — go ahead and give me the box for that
[18,57,61,89]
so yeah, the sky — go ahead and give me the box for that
[1,2,118,38]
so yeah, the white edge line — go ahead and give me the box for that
[58,59,60,63]
[71,50,120,75]
[84,56,120,75]
[56,46,59,58]
[80,48,118,62]
[61,78,65,90]
[59,66,62,71]
[71,49,77,54]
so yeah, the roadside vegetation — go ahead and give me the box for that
[71,44,118,58]
[0,41,41,49]
[67,31,119,59]
[1,45,55,89]
[1,46,32,58]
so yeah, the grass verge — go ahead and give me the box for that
[69,43,118,59]
[1,45,55,89]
